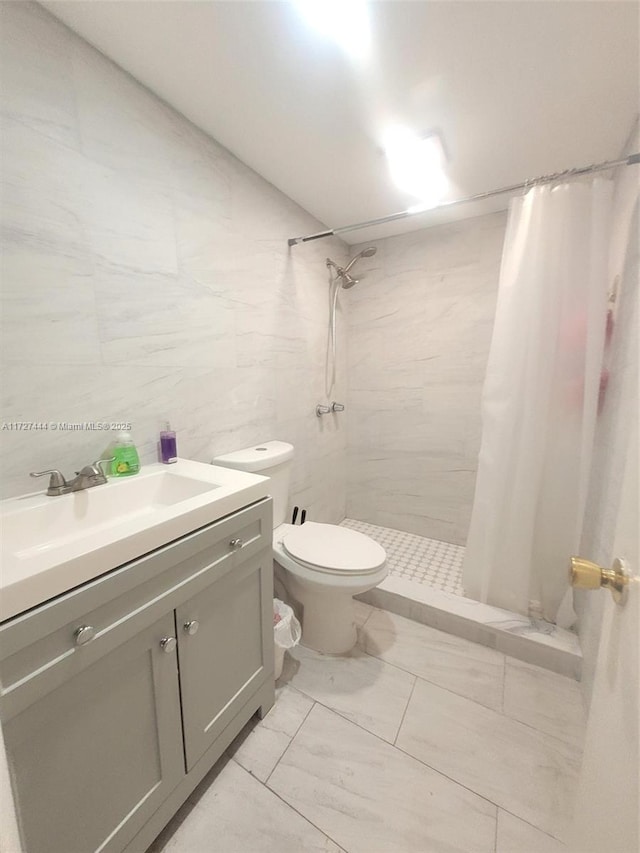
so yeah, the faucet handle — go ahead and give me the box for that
[30,469,69,496]
[93,457,115,475]
[331,401,345,413]
[76,458,115,480]
[30,469,67,487]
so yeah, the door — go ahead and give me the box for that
[2,612,184,853]
[569,400,638,850]
[177,552,273,770]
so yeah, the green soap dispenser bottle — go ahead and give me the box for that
[111,430,140,477]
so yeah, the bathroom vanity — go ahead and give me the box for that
[0,463,274,853]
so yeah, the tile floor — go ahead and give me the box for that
[341,518,465,595]
[148,602,585,853]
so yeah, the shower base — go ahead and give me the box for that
[341,518,582,680]
[341,518,465,593]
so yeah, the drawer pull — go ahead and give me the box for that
[229,538,243,550]
[183,620,200,636]
[74,625,96,646]
[159,637,177,654]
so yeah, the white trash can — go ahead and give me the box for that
[273,598,302,680]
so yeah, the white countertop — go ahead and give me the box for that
[0,459,270,622]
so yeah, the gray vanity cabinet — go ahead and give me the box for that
[0,498,274,853]
[177,551,272,770]
[1,611,185,853]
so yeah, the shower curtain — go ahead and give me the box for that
[462,178,613,623]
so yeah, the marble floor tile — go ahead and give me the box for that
[503,657,586,748]
[227,686,314,782]
[396,677,581,840]
[157,759,341,853]
[283,643,415,743]
[268,703,497,853]
[362,608,505,711]
[496,810,567,853]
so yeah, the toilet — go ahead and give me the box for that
[212,441,387,654]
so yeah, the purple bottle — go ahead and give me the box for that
[160,421,177,464]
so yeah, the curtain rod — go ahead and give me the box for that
[287,153,640,247]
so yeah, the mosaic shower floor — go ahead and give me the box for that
[341,518,465,595]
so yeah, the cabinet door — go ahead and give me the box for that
[2,613,184,853]
[177,552,273,769]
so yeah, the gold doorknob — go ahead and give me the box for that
[569,556,630,605]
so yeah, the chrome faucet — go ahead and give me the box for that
[30,458,114,496]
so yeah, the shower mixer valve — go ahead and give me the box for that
[315,402,345,416]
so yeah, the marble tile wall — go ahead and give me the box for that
[346,212,507,544]
[0,2,349,518]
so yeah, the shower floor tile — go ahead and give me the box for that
[341,518,465,595]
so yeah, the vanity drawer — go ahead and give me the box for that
[0,498,272,715]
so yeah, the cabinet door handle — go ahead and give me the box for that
[74,625,96,646]
[159,637,177,654]
[229,538,243,549]
[183,620,200,636]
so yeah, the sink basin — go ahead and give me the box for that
[5,472,219,557]
[0,460,270,621]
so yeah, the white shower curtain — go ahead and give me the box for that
[462,179,613,623]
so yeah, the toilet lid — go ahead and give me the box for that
[282,522,386,574]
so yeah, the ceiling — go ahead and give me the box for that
[43,1,639,244]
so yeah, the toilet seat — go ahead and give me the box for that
[281,522,385,576]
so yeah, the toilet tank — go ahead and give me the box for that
[212,441,294,529]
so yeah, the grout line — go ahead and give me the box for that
[230,754,346,852]
[372,644,581,752]
[305,692,503,817]
[356,638,505,716]
[285,689,316,741]
[263,697,316,788]
[263,777,346,852]
[494,804,569,845]
[391,738,520,819]
[285,689,503,817]
[494,805,499,853]
[265,688,516,835]
[356,634,582,753]
[393,674,417,746]
[249,629,573,851]
[274,639,578,833]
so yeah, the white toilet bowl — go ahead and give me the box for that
[212,441,387,655]
[273,522,387,654]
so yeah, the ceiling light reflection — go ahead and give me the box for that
[383,128,449,208]
[293,0,371,61]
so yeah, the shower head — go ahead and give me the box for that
[340,273,359,289]
[326,246,377,289]
[343,246,377,275]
